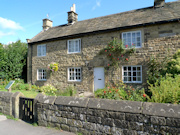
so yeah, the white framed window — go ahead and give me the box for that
[68,67,81,81]
[37,69,47,80]
[68,39,81,54]
[122,65,142,83]
[37,44,46,56]
[122,31,142,48]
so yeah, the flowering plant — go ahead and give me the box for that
[99,38,135,68]
[95,80,147,102]
[47,62,58,72]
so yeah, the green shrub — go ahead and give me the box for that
[148,75,180,104]
[38,84,57,96]
[147,49,180,85]
[56,86,77,96]
[165,49,180,77]
[95,81,147,102]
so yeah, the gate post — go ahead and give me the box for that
[34,93,45,123]
[12,92,24,119]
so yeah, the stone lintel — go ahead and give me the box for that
[88,98,142,113]
[55,96,89,107]
[143,102,180,118]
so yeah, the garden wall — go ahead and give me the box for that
[36,95,180,135]
[0,91,24,118]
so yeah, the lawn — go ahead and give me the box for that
[0,89,40,98]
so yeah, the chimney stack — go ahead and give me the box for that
[43,19,53,30]
[68,4,78,25]
[154,0,165,8]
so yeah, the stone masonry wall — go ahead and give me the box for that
[37,95,180,135]
[0,91,24,118]
[28,22,180,92]
[0,91,13,115]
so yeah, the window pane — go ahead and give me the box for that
[137,32,140,37]
[128,72,131,76]
[124,67,127,71]
[124,72,127,76]
[133,77,136,81]
[137,67,141,71]
[128,67,131,71]
[137,77,141,81]
[137,72,141,76]
[133,72,136,76]
[128,77,131,81]
[133,67,136,71]
[124,77,127,81]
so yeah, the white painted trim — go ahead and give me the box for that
[122,65,142,83]
[67,38,81,54]
[122,30,142,48]
[68,67,82,82]
[37,69,47,81]
[37,44,46,57]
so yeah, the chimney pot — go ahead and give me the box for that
[68,4,78,25]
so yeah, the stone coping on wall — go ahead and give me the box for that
[36,95,180,119]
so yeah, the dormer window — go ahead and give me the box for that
[67,39,81,54]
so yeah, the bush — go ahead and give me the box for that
[147,75,180,104]
[38,84,57,96]
[147,49,180,85]
[95,81,147,102]
[56,86,77,96]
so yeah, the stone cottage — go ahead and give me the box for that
[27,0,180,93]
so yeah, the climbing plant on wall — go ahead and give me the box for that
[99,38,135,68]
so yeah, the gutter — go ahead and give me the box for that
[28,18,180,45]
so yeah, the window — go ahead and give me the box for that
[37,69,47,80]
[68,67,81,81]
[68,39,81,53]
[122,65,142,83]
[122,31,141,48]
[37,44,46,56]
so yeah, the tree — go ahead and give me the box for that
[0,40,27,80]
[0,43,6,78]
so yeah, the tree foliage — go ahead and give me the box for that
[0,40,27,80]
[147,49,180,84]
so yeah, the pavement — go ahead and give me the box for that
[0,115,75,135]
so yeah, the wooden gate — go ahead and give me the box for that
[19,97,34,123]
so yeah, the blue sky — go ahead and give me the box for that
[0,0,177,44]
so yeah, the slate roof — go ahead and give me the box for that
[29,1,180,44]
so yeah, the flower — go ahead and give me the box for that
[143,94,146,97]
[112,46,114,48]
[117,58,119,60]
[107,87,110,89]
[104,91,106,94]
[125,45,128,48]
[132,88,134,91]
[121,55,123,57]
[109,91,112,93]
[116,89,118,92]
[126,58,128,61]
[108,64,110,66]
[105,50,107,52]
[109,54,111,56]
[48,62,58,72]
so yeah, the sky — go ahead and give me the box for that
[0,0,178,45]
